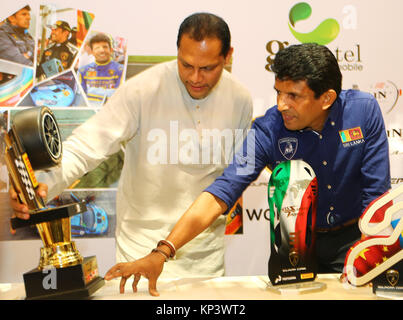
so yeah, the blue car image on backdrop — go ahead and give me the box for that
[47,193,109,237]
[29,80,75,107]
[69,193,109,237]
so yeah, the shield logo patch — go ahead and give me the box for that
[289,251,299,267]
[386,269,399,287]
[278,137,298,160]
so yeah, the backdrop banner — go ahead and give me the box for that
[1,0,402,281]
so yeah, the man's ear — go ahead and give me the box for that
[321,89,337,110]
[224,47,234,65]
[7,16,17,26]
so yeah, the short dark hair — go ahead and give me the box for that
[272,43,342,98]
[89,33,111,49]
[7,5,31,22]
[19,5,31,12]
[177,12,231,57]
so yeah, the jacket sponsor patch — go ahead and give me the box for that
[339,127,365,147]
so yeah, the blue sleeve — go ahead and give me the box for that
[205,120,271,213]
[78,67,87,94]
[116,64,123,87]
[360,97,391,212]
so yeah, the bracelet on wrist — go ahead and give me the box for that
[157,239,176,259]
[151,248,169,262]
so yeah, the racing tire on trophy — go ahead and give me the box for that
[12,107,62,170]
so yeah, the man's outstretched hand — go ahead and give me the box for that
[104,252,165,296]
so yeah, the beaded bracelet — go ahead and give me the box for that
[157,239,176,259]
[151,248,169,262]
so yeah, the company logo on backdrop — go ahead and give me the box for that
[288,2,340,45]
[245,207,270,221]
[266,2,362,73]
[387,126,403,159]
[387,128,403,140]
[370,81,402,115]
[391,177,403,185]
[364,81,402,163]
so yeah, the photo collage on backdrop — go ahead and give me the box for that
[0,3,129,240]
[0,3,243,241]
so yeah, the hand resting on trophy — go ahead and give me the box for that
[9,183,48,231]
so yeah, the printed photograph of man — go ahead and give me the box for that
[36,20,78,80]
[0,5,35,66]
[77,32,126,106]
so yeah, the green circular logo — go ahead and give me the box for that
[288,2,340,45]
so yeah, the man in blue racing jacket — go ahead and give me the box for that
[78,32,124,106]
[0,5,34,66]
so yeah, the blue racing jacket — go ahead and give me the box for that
[0,21,34,66]
[78,59,123,105]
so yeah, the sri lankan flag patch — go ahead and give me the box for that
[339,127,365,147]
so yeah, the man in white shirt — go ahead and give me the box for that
[10,13,253,278]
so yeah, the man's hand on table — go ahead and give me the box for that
[104,252,166,296]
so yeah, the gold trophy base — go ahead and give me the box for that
[39,242,84,269]
[23,256,104,300]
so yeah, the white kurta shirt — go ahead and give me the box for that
[38,60,253,277]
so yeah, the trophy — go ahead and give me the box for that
[267,160,326,294]
[3,106,104,299]
[344,184,403,298]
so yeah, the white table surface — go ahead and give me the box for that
[1,273,399,300]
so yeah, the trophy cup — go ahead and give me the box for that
[3,106,104,299]
[344,184,403,298]
[267,160,326,294]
